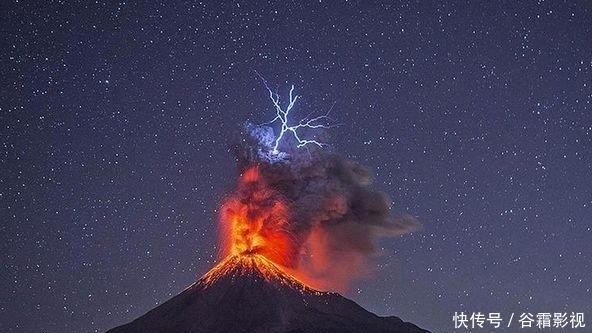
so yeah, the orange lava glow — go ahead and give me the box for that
[218,166,366,292]
[220,166,297,269]
[217,166,367,292]
[198,254,322,295]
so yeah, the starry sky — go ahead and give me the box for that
[1,1,591,332]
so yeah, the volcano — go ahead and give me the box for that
[107,254,430,333]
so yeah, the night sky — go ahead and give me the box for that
[2,1,591,332]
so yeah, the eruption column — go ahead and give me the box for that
[219,80,420,292]
[220,166,296,268]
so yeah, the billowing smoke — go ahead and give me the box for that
[219,121,420,292]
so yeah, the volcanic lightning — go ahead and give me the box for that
[253,72,336,157]
[218,77,421,292]
[264,84,333,154]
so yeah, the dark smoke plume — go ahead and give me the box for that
[224,123,421,291]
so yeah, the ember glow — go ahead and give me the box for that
[220,166,297,269]
[217,166,325,288]
[198,254,318,295]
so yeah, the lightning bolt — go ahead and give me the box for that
[257,74,336,155]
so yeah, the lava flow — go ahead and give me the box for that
[218,166,301,278]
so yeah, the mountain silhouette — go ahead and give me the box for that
[107,254,431,333]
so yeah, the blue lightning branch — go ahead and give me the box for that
[257,74,336,155]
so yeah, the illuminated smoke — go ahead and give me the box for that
[219,82,420,292]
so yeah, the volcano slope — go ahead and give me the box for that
[107,254,431,333]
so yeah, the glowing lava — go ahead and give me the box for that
[218,166,350,291]
[198,254,322,296]
[219,166,297,270]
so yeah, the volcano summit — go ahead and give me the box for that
[107,254,430,333]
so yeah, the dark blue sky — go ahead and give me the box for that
[1,1,591,332]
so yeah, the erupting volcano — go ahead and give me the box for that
[107,83,429,333]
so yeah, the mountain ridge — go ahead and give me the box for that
[107,254,431,333]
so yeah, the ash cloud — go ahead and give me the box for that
[226,123,421,291]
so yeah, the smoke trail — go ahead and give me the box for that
[220,121,420,291]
